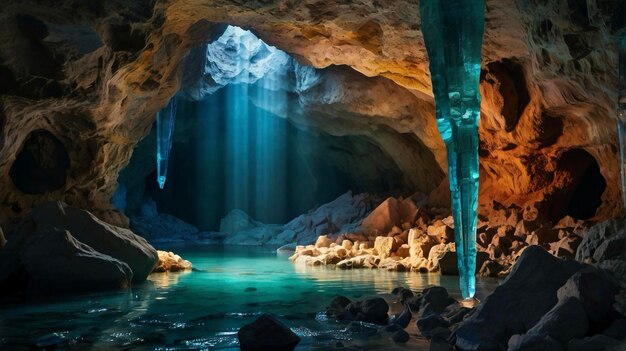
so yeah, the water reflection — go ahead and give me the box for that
[0,245,499,350]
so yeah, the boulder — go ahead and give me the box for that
[374,236,394,259]
[576,218,626,263]
[315,235,333,248]
[508,333,564,351]
[593,235,626,263]
[283,192,376,245]
[390,306,412,328]
[597,259,626,289]
[556,267,617,326]
[153,250,192,272]
[238,314,300,351]
[523,297,589,344]
[13,201,157,282]
[418,286,457,317]
[416,314,449,339]
[361,197,400,235]
[391,286,414,303]
[396,244,410,258]
[392,329,410,343]
[438,251,489,275]
[0,229,133,296]
[326,295,352,319]
[345,297,389,324]
[52,203,156,278]
[454,246,584,351]
[566,335,622,351]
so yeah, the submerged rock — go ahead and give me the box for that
[345,297,389,325]
[238,314,300,351]
[326,295,352,319]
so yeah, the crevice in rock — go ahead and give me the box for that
[9,130,70,194]
[483,58,530,132]
[564,33,592,60]
[547,149,606,223]
[537,111,564,149]
[567,0,590,29]
[566,153,606,220]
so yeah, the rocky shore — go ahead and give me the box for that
[242,246,626,351]
[287,194,592,279]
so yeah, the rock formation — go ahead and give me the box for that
[0,0,623,231]
[0,201,157,297]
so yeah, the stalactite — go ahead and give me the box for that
[419,0,485,299]
[156,97,177,189]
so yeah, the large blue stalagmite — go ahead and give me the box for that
[618,36,626,209]
[156,97,177,189]
[419,0,485,299]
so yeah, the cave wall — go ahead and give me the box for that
[0,0,623,229]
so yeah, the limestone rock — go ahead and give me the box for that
[315,235,333,248]
[374,236,394,259]
[153,250,192,273]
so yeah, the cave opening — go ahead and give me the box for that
[116,26,433,234]
[9,129,70,194]
[565,151,606,220]
[548,148,606,222]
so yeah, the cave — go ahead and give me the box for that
[564,150,607,220]
[9,129,70,194]
[0,1,625,351]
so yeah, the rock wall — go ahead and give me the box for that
[0,0,624,229]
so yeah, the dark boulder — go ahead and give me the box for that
[345,297,389,325]
[238,314,300,351]
[23,202,158,282]
[417,314,450,339]
[566,335,622,351]
[557,267,617,326]
[0,229,132,296]
[454,246,583,351]
[391,286,414,304]
[524,297,589,344]
[326,295,352,319]
[390,306,412,328]
[508,333,564,351]
[392,329,410,343]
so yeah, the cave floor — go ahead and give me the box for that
[0,245,500,350]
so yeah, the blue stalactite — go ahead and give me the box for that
[156,97,177,189]
[419,0,485,299]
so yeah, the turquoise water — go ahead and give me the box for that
[0,245,499,350]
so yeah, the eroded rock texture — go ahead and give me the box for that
[0,0,623,228]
